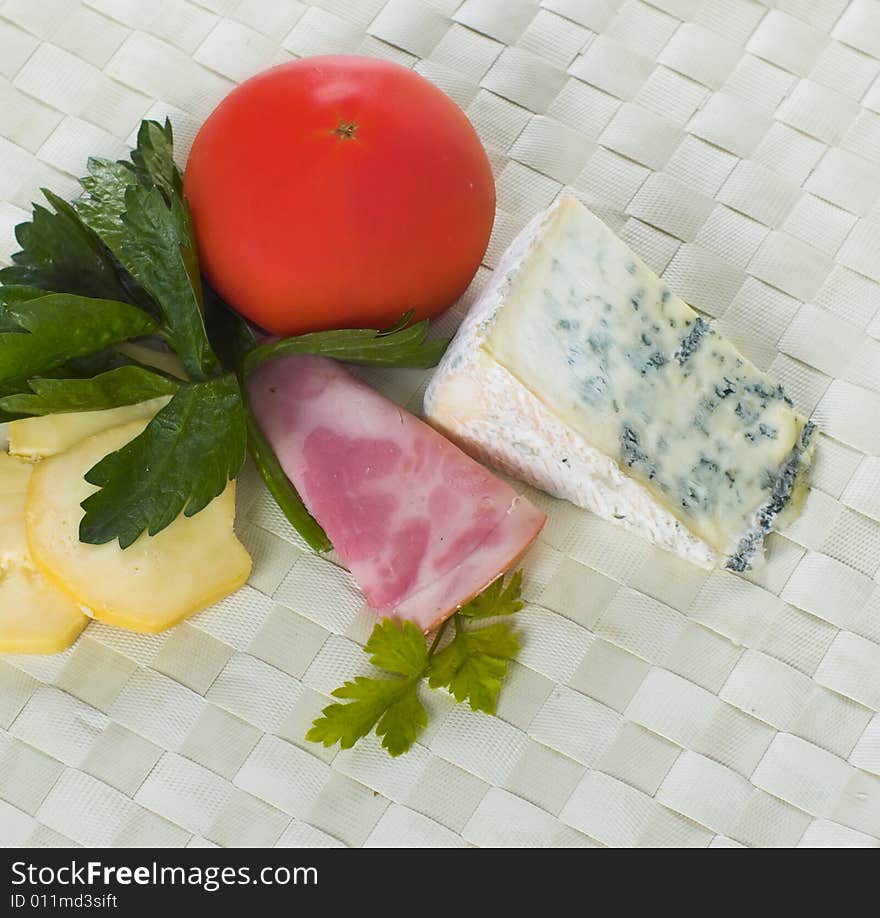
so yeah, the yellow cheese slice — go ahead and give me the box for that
[0,453,88,654]
[0,481,29,566]
[0,567,90,654]
[0,567,89,653]
[0,452,33,564]
[8,396,171,459]
[0,452,34,493]
[26,420,252,634]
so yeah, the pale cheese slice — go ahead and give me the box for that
[0,453,88,654]
[9,396,171,459]
[26,420,251,634]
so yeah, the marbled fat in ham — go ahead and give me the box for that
[249,355,546,631]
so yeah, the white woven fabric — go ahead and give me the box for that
[2,0,880,849]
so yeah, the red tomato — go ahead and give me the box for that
[184,55,496,336]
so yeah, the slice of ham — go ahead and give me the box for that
[249,355,546,631]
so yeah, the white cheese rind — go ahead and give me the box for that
[425,197,814,570]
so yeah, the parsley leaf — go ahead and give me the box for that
[0,189,129,302]
[0,284,47,305]
[0,294,157,385]
[427,573,524,713]
[206,290,332,553]
[128,119,202,313]
[0,378,32,422]
[116,187,210,372]
[243,311,448,375]
[124,120,203,320]
[308,572,525,756]
[365,619,430,675]
[79,373,245,548]
[427,622,520,714]
[374,687,429,757]
[77,172,215,380]
[0,366,178,416]
[307,675,427,757]
[63,347,147,378]
[76,157,133,240]
[245,409,332,553]
[307,620,431,755]
[458,570,524,620]
[0,347,154,423]
[127,118,183,203]
[0,285,45,331]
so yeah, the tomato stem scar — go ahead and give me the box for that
[332,119,358,140]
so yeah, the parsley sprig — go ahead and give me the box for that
[243,312,447,374]
[0,118,449,549]
[0,365,178,417]
[308,572,525,757]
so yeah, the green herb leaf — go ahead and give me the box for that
[307,675,427,757]
[243,316,449,375]
[309,572,525,755]
[205,289,332,552]
[79,373,245,548]
[308,619,431,756]
[63,347,144,378]
[0,366,178,416]
[378,310,418,336]
[0,190,130,302]
[0,286,46,331]
[0,294,158,386]
[76,158,133,243]
[78,174,216,380]
[121,187,210,374]
[428,621,520,714]
[0,285,48,306]
[458,570,525,620]
[0,379,31,423]
[203,284,257,375]
[429,573,525,713]
[245,410,331,552]
[71,158,167,322]
[375,686,429,757]
[127,118,183,203]
[0,344,142,421]
[365,619,429,677]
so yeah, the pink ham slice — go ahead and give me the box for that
[250,355,546,631]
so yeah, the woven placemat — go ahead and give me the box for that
[2,0,880,849]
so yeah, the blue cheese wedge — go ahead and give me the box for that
[424,196,815,570]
